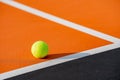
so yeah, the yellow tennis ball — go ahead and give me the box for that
[31,41,48,58]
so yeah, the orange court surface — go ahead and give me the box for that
[0,0,120,79]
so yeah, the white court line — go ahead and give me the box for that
[0,43,120,79]
[0,0,120,43]
[0,0,120,79]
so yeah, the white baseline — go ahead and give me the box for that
[0,43,120,79]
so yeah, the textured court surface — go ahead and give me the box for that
[0,0,120,80]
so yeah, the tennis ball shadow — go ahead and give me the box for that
[42,52,89,60]
[40,52,76,59]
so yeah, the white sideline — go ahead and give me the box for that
[0,43,120,79]
[0,0,120,43]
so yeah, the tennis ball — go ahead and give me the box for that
[31,41,48,58]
